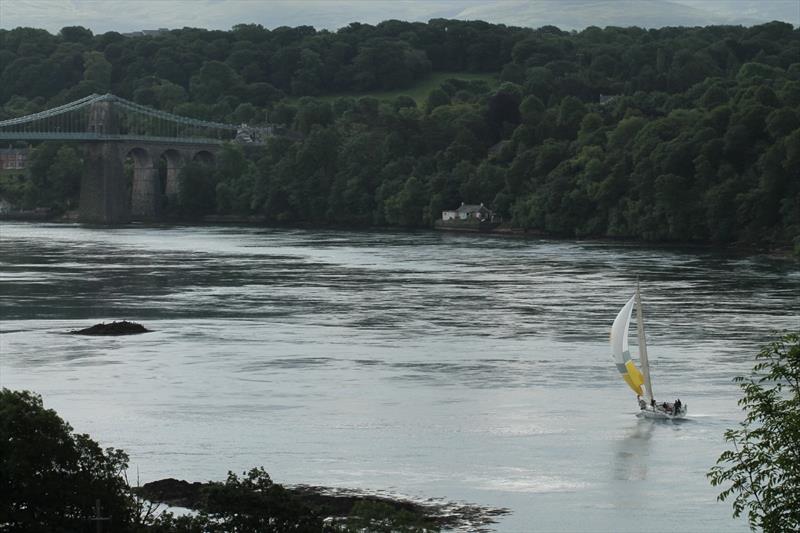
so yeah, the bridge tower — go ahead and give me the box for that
[81,98,131,223]
[88,99,116,134]
[81,97,170,223]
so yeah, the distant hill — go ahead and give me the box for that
[2,19,798,248]
[2,0,797,35]
[250,0,800,32]
[452,0,774,29]
[236,0,798,33]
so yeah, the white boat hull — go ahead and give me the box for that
[637,406,687,420]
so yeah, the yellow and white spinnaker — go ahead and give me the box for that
[610,295,646,396]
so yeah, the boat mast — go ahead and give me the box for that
[635,280,655,404]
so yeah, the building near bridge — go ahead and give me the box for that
[0,147,27,170]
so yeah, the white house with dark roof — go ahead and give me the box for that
[442,202,493,221]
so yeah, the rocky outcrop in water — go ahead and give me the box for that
[138,478,203,508]
[69,320,150,335]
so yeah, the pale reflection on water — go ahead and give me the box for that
[613,420,655,482]
[1,222,798,532]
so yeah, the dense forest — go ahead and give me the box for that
[1,20,799,248]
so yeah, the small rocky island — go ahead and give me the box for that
[69,320,150,335]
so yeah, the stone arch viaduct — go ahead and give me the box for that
[82,139,218,223]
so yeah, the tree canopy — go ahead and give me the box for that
[1,20,798,247]
[0,389,132,532]
[708,333,800,532]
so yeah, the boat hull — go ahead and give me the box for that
[637,406,687,420]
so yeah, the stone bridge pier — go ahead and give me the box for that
[80,142,217,224]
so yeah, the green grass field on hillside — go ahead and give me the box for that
[0,169,25,178]
[289,71,499,106]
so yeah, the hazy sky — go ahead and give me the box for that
[0,0,798,34]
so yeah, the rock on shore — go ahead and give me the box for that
[138,477,508,531]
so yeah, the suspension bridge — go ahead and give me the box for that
[0,93,288,223]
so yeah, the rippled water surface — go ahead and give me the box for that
[1,222,798,532]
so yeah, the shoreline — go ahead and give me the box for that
[137,476,509,531]
[1,213,795,258]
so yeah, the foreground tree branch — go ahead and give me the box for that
[708,332,800,532]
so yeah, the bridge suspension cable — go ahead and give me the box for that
[0,93,279,145]
[0,94,103,127]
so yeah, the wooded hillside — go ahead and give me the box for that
[1,20,798,247]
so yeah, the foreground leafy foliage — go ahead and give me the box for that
[347,501,436,532]
[1,21,799,246]
[181,468,325,532]
[0,389,133,532]
[0,389,440,532]
[708,333,800,532]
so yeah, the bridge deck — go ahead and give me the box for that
[0,132,225,145]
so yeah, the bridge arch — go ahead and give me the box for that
[125,146,159,220]
[160,148,185,203]
[192,150,215,165]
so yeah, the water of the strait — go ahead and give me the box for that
[1,222,798,532]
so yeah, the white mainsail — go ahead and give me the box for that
[635,284,654,404]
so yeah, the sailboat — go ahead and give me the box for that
[610,282,687,419]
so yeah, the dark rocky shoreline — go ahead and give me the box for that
[138,477,509,531]
[2,216,794,257]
